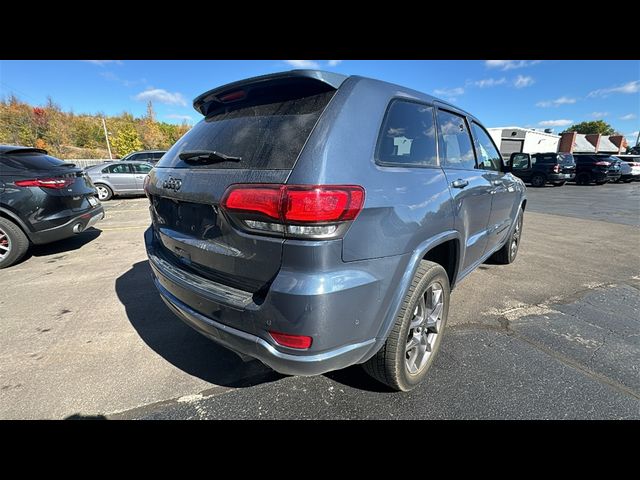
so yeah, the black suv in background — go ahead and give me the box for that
[120,150,166,164]
[509,152,576,187]
[572,154,621,185]
[0,146,104,268]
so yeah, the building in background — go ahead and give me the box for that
[558,132,628,154]
[488,127,560,160]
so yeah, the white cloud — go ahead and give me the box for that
[165,114,193,122]
[514,75,535,88]
[590,111,609,118]
[538,119,573,127]
[620,113,637,121]
[99,71,145,87]
[284,60,320,68]
[588,80,640,98]
[327,60,342,67]
[535,96,577,107]
[625,131,639,144]
[485,60,541,70]
[82,60,123,66]
[472,77,506,88]
[134,88,187,106]
[434,87,464,97]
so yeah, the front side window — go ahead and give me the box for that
[471,122,502,171]
[376,100,438,167]
[436,110,476,170]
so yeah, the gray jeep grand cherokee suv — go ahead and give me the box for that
[144,70,526,391]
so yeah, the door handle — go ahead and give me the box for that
[135,176,144,179]
[451,179,469,189]
[103,175,110,178]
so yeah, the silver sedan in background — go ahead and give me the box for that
[85,161,153,201]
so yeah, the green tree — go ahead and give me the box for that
[563,120,618,135]
[111,125,143,157]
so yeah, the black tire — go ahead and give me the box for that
[575,172,590,185]
[595,180,607,185]
[623,178,633,183]
[0,217,30,269]
[552,181,566,187]
[530,174,546,187]
[491,208,523,265]
[95,184,113,201]
[363,260,450,392]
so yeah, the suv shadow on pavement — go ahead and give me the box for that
[12,228,102,267]
[115,261,281,388]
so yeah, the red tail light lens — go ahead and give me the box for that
[221,184,365,239]
[15,177,74,189]
[552,164,560,173]
[269,331,313,349]
[221,184,365,224]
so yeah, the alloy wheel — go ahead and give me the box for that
[0,227,11,259]
[405,282,444,375]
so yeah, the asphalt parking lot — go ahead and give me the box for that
[1,183,639,419]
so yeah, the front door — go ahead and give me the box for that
[470,122,519,254]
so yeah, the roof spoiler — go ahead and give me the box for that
[193,69,348,116]
[0,147,48,155]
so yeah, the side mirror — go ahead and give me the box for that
[509,153,531,171]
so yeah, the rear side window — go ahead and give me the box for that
[157,89,335,170]
[131,163,152,173]
[0,153,66,170]
[436,110,476,170]
[470,122,502,171]
[376,100,438,167]
[103,164,132,174]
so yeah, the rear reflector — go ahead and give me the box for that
[269,331,313,349]
[15,177,74,189]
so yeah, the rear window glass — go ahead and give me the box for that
[0,152,66,170]
[157,90,335,170]
[558,153,574,164]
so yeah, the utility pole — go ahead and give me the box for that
[636,130,639,147]
[102,117,113,160]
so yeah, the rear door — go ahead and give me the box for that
[146,76,339,293]
[104,163,137,192]
[435,107,493,273]
[131,162,153,191]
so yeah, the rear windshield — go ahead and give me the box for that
[156,90,335,170]
[0,152,67,170]
[558,153,575,164]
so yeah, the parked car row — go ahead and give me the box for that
[508,152,640,187]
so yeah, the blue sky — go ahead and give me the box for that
[1,60,638,144]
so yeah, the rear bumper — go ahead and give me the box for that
[29,206,105,245]
[144,227,388,376]
[548,173,573,182]
[155,277,375,376]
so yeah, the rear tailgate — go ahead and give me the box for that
[147,72,344,294]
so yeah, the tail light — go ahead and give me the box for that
[221,184,365,239]
[594,161,610,166]
[15,177,74,189]
[269,331,313,349]
[552,164,560,173]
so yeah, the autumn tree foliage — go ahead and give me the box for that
[0,96,191,159]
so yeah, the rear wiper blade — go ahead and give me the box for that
[179,150,242,163]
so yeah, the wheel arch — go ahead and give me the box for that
[0,207,33,241]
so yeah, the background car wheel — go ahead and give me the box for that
[575,173,590,185]
[95,184,113,201]
[595,180,607,185]
[491,208,523,265]
[552,181,566,187]
[531,174,546,187]
[623,178,633,183]
[0,218,29,269]
[363,260,450,392]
